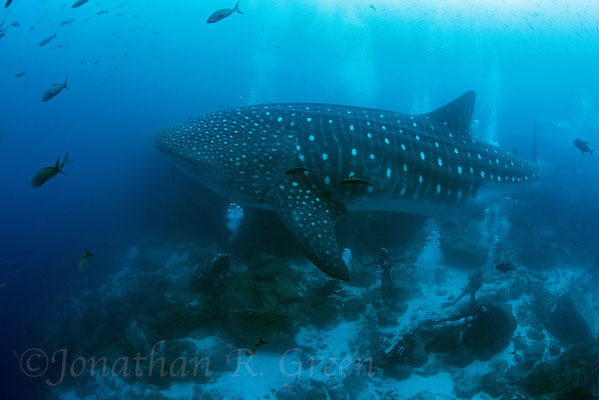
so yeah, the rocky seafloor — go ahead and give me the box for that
[35,208,599,400]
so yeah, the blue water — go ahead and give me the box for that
[1,1,598,399]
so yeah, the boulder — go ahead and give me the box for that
[481,371,509,398]
[508,279,527,300]
[453,373,481,399]
[547,294,593,344]
[342,299,366,322]
[386,363,412,381]
[377,310,399,326]
[462,304,517,360]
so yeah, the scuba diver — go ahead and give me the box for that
[452,270,484,305]
[366,248,400,307]
[384,302,489,363]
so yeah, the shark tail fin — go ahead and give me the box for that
[55,157,64,174]
[63,75,69,90]
[233,1,243,14]
[531,117,538,164]
[86,249,94,257]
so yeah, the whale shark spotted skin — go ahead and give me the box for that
[155,91,540,280]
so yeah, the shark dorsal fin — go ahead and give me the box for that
[423,91,476,138]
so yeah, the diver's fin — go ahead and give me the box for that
[265,179,350,280]
[233,1,243,14]
[531,118,538,164]
[422,91,476,138]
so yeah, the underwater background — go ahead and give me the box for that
[1,0,599,399]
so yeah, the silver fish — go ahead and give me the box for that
[207,1,243,24]
[41,76,68,102]
[78,249,94,272]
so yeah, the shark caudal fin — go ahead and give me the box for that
[86,249,94,257]
[265,178,350,280]
[531,118,538,164]
[421,91,476,137]
[233,1,243,14]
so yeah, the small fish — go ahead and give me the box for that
[57,43,70,48]
[78,249,94,272]
[370,4,377,12]
[285,167,313,175]
[41,76,68,102]
[207,1,243,24]
[11,21,20,27]
[97,10,108,15]
[574,138,594,156]
[339,176,374,187]
[495,262,514,273]
[71,0,88,8]
[38,33,57,47]
[246,337,267,355]
[5,0,13,8]
[30,157,63,188]
[60,18,75,26]
[14,71,25,78]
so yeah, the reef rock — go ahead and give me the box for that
[547,294,593,344]
[462,304,517,360]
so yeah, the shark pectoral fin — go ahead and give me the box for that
[265,181,350,281]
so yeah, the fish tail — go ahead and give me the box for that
[55,156,64,174]
[86,249,94,257]
[61,151,74,167]
[63,75,69,90]
[234,1,243,14]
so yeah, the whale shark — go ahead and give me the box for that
[155,91,540,280]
